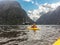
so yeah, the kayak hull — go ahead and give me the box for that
[28,28,40,32]
[53,38,60,45]
[29,28,39,30]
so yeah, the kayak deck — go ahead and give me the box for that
[28,28,39,30]
[53,38,60,45]
[28,28,40,32]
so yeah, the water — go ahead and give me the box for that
[0,25,60,45]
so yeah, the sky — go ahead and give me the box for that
[17,0,60,11]
[16,0,60,21]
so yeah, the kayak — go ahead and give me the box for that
[53,38,60,45]
[28,28,40,32]
[28,28,39,30]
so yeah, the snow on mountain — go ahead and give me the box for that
[27,2,60,22]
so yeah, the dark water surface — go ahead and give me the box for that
[0,25,60,45]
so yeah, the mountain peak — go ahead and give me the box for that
[0,1,21,8]
[0,1,34,25]
[36,6,60,25]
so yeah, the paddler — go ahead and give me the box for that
[31,23,37,32]
[31,23,37,28]
[27,23,39,32]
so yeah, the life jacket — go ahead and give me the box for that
[31,25,37,28]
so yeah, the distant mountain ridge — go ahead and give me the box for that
[0,1,34,25]
[36,6,60,25]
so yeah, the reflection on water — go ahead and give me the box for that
[0,25,60,45]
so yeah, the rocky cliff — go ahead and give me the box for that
[36,6,60,25]
[0,1,34,25]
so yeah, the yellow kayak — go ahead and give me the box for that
[28,28,39,30]
[28,28,40,32]
[53,38,60,45]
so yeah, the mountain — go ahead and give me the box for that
[0,1,34,25]
[36,6,60,25]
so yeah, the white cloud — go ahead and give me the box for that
[35,2,40,6]
[23,0,36,5]
[31,1,34,4]
[23,0,32,2]
[51,2,60,9]
[27,2,60,21]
